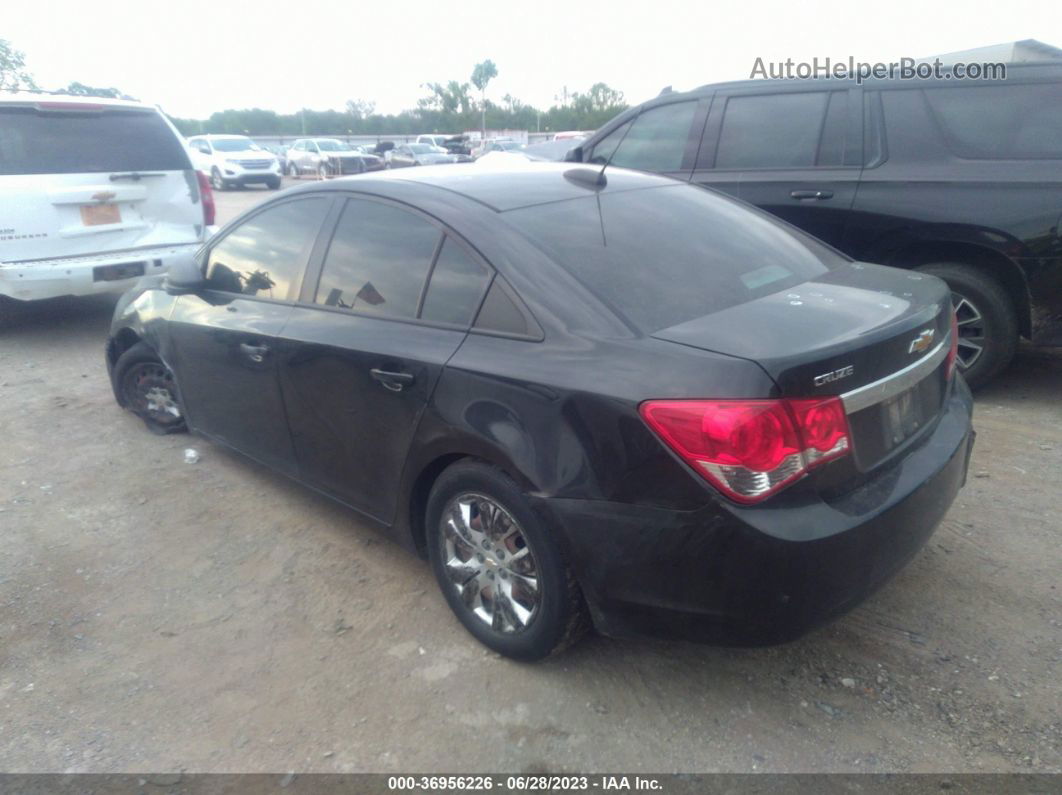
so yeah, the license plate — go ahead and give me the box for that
[883,387,924,446]
[93,262,145,282]
[80,203,121,226]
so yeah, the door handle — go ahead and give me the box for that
[239,343,269,363]
[370,368,415,392]
[790,190,834,200]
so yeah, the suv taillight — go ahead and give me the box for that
[196,170,216,227]
[639,397,852,504]
[946,309,959,380]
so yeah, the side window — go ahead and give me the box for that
[923,84,1062,159]
[589,101,699,172]
[817,91,849,166]
[205,197,329,299]
[421,236,491,326]
[314,198,440,319]
[714,92,832,169]
[473,278,537,337]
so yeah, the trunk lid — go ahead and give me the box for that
[653,262,953,470]
[0,101,203,263]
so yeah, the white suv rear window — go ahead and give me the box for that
[0,106,191,175]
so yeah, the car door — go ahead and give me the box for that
[276,195,492,524]
[167,194,335,474]
[583,97,710,183]
[392,145,412,168]
[692,88,862,249]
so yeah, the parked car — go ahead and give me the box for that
[388,143,471,168]
[472,139,525,159]
[566,62,1062,387]
[286,138,384,178]
[106,163,973,660]
[416,134,452,148]
[259,144,289,175]
[443,135,472,156]
[187,134,282,191]
[476,137,586,165]
[0,92,214,322]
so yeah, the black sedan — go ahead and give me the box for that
[105,164,974,660]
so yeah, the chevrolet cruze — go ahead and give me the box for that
[105,163,974,660]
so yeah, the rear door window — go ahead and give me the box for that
[589,100,700,172]
[313,198,441,319]
[923,83,1062,158]
[420,237,491,326]
[205,197,330,300]
[714,92,833,169]
[0,106,191,175]
[505,185,845,332]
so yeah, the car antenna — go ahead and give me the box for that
[563,112,638,190]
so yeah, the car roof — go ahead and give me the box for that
[632,61,1062,108]
[292,161,677,212]
[0,91,157,111]
[200,134,252,139]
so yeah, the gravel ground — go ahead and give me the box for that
[0,180,1059,774]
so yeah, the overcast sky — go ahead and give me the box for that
[6,0,1059,119]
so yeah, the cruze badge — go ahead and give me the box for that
[814,365,854,387]
[908,329,935,354]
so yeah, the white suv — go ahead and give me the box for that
[0,92,215,315]
[186,134,282,191]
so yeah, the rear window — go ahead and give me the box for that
[0,106,191,175]
[504,184,846,332]
[922,83,1062,159]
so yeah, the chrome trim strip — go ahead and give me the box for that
[841,338,949,414]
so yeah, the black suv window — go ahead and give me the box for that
[205,197,329,300]
[314,198,441,318]
[923,84,1062,159]
[420,237,491,326]
[0,106,191,175]
[589,100,699,172]
[714,92,836,169]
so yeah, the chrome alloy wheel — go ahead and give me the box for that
[952,291,986,370]
[439,493,540,633]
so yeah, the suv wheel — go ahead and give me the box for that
[426,461,589,660]
[317,163,330,180]
[288,162,299,179]
[267,177,281,190]
[115,342,187,435]
[210,167,228,191]
[917,262,1018,388]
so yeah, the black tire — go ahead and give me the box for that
[267,177,281,190]
[317,163,329,180]
[426,460,588,660]
[916,262,1018,389]
[210,167,228,191]
[288,162,299,179]
[114,342,187,435]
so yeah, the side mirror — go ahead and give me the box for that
[565,145,583,163]
[163,251,207,294]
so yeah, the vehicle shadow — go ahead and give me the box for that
[1,294,120,339]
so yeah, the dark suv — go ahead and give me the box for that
[567,63,1062,387]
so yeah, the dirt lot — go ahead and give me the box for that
[0,180,1059,774]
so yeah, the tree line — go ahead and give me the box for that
[2,40,627,138]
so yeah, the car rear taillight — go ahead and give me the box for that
[196,170,216,227]
[639,397,852,504]
[946,309,959,380]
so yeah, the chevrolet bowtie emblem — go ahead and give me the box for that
[908,329,935,354]
[91,191,116,202]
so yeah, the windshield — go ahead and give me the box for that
[408,144,434,154]
[498,141,524,151]
[212,138,260,152]
[505,184,846,332]
[316,140,353,152]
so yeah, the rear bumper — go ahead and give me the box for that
[0,243,199,302]
[533,378,975,645]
